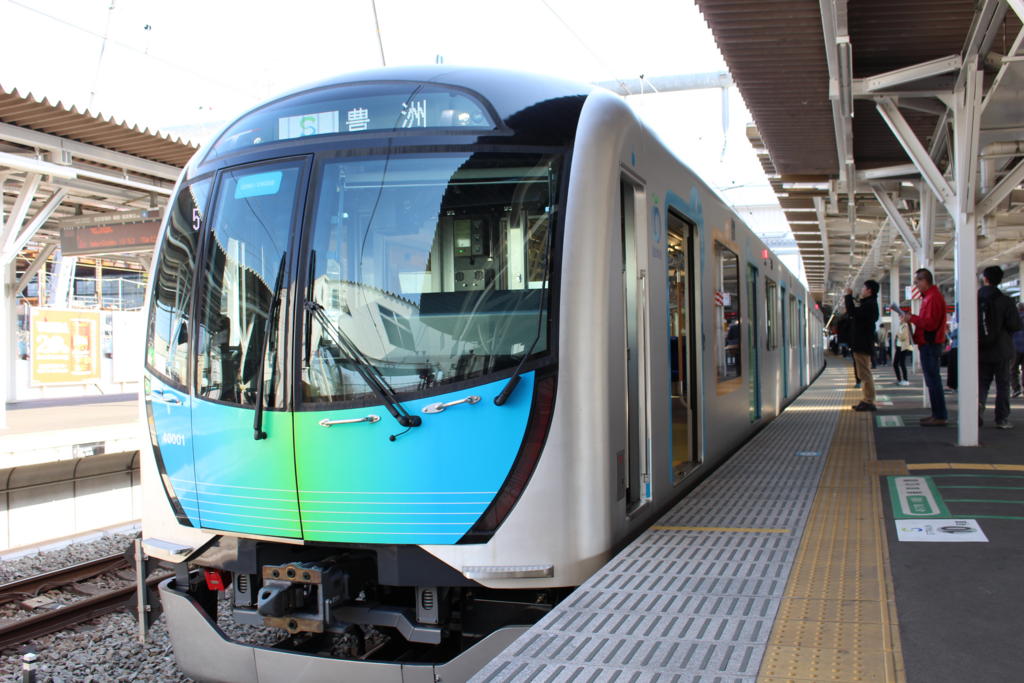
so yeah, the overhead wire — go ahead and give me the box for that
[538,0,633,95]
[7,0,258,101]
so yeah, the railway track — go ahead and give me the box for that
[0,552,172,650]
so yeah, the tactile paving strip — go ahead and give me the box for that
[472,369,848,682]
[759,374,905,683]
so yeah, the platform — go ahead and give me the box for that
[0,394,140,467]
[474,360,1024,682]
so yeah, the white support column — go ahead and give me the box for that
[890,265,901,361]
[919,185,935,270]
[53,255,77,308]
[953,60,983,447]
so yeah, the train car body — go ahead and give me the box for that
[141,66,824,682]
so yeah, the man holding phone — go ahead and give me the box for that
[844,280,880,411]
[897,268,948,426]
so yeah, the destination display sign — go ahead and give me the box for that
[61,220,161,256]
[207,83,496,159]
[59,208,162,229]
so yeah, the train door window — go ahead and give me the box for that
[788,293,798,389]
[780,285,788,397]
[146,179,211,386]
[715,243,741,389]
[195,161,304,407]
[765,278,778,350]
[798,298,807,385]
[747,264,761,421]
[620,175,650,511]
[667,210,698,481]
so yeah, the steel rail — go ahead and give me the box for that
[0,553,128,605]
[0,571,172,650]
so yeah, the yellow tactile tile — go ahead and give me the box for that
[758,378,904,683]
[776,598,884,625]
[994,464,1024,471]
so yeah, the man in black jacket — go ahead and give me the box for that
[844,280,880,411]
[978,266,1022,429]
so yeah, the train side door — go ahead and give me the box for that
[189,159,309,539]
[747,264,761,421]
[620,176,652,512]
[667,211,698,480]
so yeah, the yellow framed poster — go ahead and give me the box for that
[30,308,102,385]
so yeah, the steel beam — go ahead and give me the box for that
[857,164,919,181]
[863,55,962,92]
[3,188,67,259]
[13,243,57,296]
[976,158,1024,217]
[1010,0,1024,22]
[875,97,957,217]
[813,196,831,287]
[0,172,42,262]
[0,122,184,181]
[871,185,922,253]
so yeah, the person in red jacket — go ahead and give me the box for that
[897,268,948,425]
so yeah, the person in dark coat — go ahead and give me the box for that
[978,266,1022,429]
[844,279,880,411]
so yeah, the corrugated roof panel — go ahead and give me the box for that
[0,85,197,169]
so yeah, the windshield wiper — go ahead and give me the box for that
[304,300,422,431]
[253,254,287,440]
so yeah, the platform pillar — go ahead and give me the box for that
[953,59,983,447]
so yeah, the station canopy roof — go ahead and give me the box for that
[0,84,197,270]
[695,0,1024,303]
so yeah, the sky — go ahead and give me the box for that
[0,0,801,276]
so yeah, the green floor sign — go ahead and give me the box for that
[888,476,951,518]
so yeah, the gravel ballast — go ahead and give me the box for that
[0,533,292,682]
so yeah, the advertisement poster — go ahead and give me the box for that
[30,308,102,385]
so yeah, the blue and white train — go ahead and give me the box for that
[140,66,824,682]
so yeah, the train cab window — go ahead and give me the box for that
[145,179,211,386]
[194,162,304,407]
[716,243,741,383]
[300,152,560,404]
[765,278,778,350]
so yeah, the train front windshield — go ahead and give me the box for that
[302,152,560,404]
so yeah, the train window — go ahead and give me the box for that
[716,243,741,382]
[789,294,798,346]
[765,278,778,350]
[195,161,303,407]
[300,152,560,404]
[206,83,496,161]
[145,179,211,386]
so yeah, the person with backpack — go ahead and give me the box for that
[977,266,1022,429]
[897,268,948,426]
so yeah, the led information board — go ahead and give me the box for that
[60,221,161,255]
